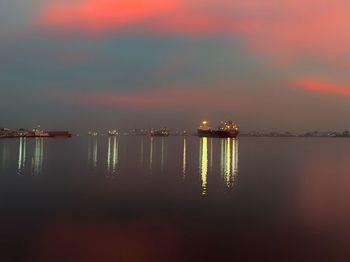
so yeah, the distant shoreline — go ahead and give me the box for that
[2,134,350,139]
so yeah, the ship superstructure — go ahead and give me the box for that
[108,130,119,136]
[28,127,72,138]
[150,128,170,137]
[29,128,50,137]
[197,120,239,138]
[0,126,72,139]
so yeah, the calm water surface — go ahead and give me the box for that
[0,136,350,261]
[2,136,238,192]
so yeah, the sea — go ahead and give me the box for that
[0,136,349,261]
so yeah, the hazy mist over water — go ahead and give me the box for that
[1,136,350,261]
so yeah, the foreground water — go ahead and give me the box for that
[1,136,350,261]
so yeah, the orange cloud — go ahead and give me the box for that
[293,78,350,97]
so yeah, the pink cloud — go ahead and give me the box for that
[293,78,350,97]
[41,0,177,32]
[39,0,350,59]
[245,1,350,60]
[39,0,259,35]
[49,87,246,110]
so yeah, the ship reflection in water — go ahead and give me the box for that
[200,138,209,194]
[88,137,98,168]
[107,136,119,177]
[149,137,154,174]
[3,136,350,261]
[200,137,239,194]
[1,136,239,194]
[16,137,44,176]
[221,138,238,189]
[148,137,169,175]
[17,137,26,175]
[32,138,44,176]
[160,137,167,173]
[182,138,187,179]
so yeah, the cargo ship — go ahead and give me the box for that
[0,127,72,138]
[150,128,170,137]
[197,120,239,138]
[47,131,72,138]
[27,128,72,138]
[108,130,119,136]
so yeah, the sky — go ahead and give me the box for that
[1,0,350,132]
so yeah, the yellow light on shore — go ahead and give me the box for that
[202,120,208,125]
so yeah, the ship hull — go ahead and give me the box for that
[0,130,72,139]
[197,130,239,138]
[150,134,170,137]
[29,131,72,138]
[150,129,170,137]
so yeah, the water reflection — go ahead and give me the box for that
[220,139,225,178]
[200,138,239,193]
[150,137,154,173]
[140,138,144,165]
[200,138,208,195]
[88,138,98,168]
[1,136,240,194]
[221,138,238,189]
[210,138,213,171]
[107,137,118,176]
[149,137,168,174]
[18,137,26,175]
[160,138,167,173]
[182,138,187,179]
[1,142,8,171]
[32,138,44,175]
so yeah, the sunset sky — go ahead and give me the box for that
[1,0,350,132]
